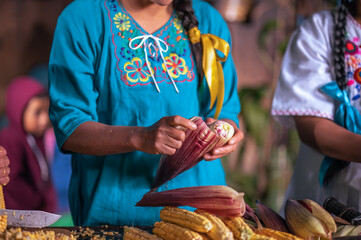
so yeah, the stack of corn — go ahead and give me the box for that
[124,207,302,240]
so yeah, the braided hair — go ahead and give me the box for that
[324,0,356,185]
[172,0,204,80]
[333,0,355,90]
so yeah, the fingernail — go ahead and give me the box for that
[191,123,197,129]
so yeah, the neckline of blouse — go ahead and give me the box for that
[117,0,176,37]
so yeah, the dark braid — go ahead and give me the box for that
[173,0,204,80]
[324,0,355,186]
[333,2,348,90]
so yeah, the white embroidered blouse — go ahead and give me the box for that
[271,10,361,213]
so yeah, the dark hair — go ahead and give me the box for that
[333,0,355,90]
[333,3,348,90]
[173,0,204,80]
[325,0,356,185]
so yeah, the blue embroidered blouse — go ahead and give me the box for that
[49,0,240,226]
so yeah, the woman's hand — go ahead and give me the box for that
[136,116,197,155]
[203,118,243,161]
[0,146,10,185]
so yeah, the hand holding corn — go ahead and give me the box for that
[203,118,243,161]
[152,116,237,189]
[0,146,10,186]
[134,116,197,155]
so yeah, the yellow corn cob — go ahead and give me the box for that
[160,207,213,233]
[153,221,203,240]
[195,209,233,240]
[123,226,163,240]
[222,217,254,240]
[0,186,7,233]
[198,233,211,240]
[0,186,5,209]
[250,234,276,240]
[254,228,302,240]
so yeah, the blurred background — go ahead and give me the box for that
[0,0,337,219]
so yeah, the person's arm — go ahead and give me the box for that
[294,116,361,162]
[62,116,197,156]
[0,146,10,185]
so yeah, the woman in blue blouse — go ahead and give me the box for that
[49,0,242,226]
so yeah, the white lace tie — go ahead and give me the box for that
[129,35,179,93]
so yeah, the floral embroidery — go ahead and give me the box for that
[124,57,153,83]
[354,68,361,84]
[345,34,361,103]
[173,18,183,33]
[162,53,188,78]
[106,0,196,87]
[345,40,358,55]
[114,12,130,31]
[347,55,361,69]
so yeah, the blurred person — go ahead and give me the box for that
[271,0,361,212]
[29,63,72,216]
[0,76,57,212]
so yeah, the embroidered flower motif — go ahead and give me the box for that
[173,18,183,32]
[347,55,361,69]
[124,57,153,83]
[114,12,130,31]
[162,53,188,79]
[354,67,361,84]
[346,40,359,55]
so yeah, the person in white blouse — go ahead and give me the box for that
[271,0,361,214]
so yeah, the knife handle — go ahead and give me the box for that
[323,197,361,225]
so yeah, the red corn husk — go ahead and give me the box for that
[151,117,234,189]
[255,200,290,232]
[136,185,245,217]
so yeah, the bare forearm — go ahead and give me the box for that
[62,121,142,155]
[294,116,361,162]
[62,116,198,156]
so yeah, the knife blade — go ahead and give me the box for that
[0,209,61,228]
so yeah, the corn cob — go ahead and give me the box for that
[198,233,211,240]
[123,226,163,240]
[160,207,213,233]
[152,117,234,189]
[285,199,336,239]
[249,234,276,240]
[153,221,203,240]
[195,209,233,240]
[254,228,302,240]
[137,185,245,217]
[222,217,254,240]
[334,224,361,237]
[0,186,7,232]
